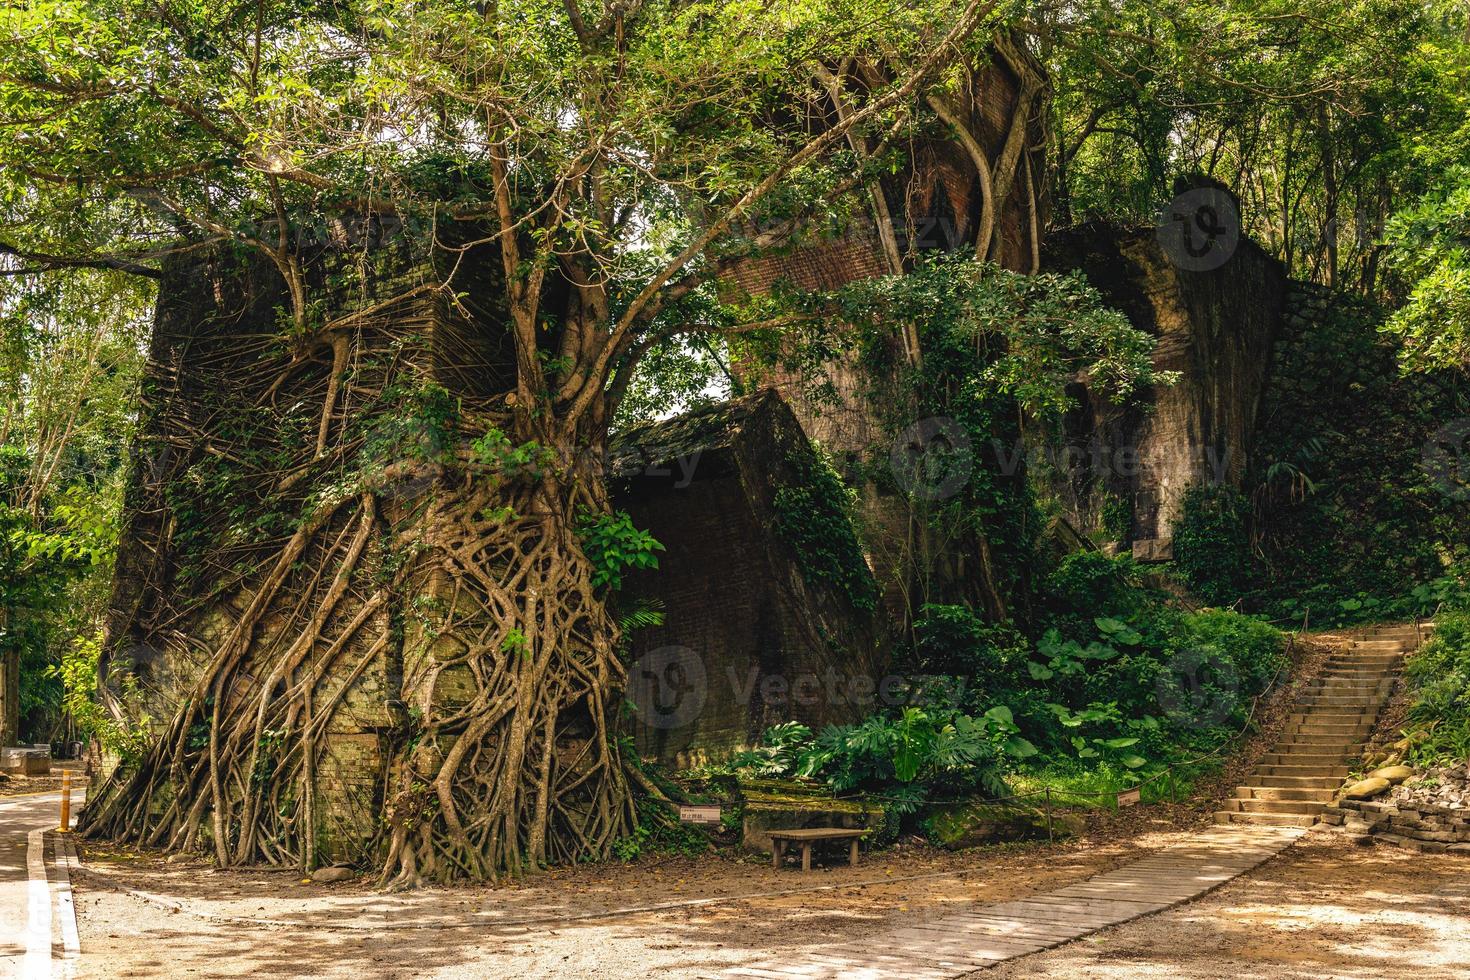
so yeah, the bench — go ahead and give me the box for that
[768,828,869,871]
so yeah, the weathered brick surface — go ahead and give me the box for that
[612,391,882,766]
[98,233,508,861]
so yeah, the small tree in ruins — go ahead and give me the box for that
[0,0,1043,883]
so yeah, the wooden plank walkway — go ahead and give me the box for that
[713,824,1305,979]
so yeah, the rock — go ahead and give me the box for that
[1369,766,1416,785]
[1342,777,1392,800]
[924,800,1081,849]
[740,783,886,854]
[0,772,9,783]
[310,865,355,883]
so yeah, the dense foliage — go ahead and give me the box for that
[714,551,1287,833]
[1403,610,1470,766]
[0,270,147,744]
[1186,291,1470,626]
[1,0,1467,874]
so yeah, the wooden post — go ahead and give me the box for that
[59,769,72,832]
[801,843,811,872]
[1044,787,1053,842]
[849,838,860,866]
[771,840,783,869]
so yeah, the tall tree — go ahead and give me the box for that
[1,0,1012,881]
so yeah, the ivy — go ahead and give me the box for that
[577,510,664,592]
[1171,484,1256,606]
[771,447,878,612]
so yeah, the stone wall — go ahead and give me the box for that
[99,232,509,862]
[1038,215,1288,558]
[1321,764,1470,853]
[611,390,882,766]
[1322,798,1470,853]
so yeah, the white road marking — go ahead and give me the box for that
[25,828,52,980]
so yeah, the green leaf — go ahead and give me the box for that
[1099,737,1139,749]
[983,705,1015,726]
[1004,736,1038,759]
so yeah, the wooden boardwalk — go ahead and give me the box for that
[714,824,1305,979]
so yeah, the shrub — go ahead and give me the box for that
[913,604,1030,697]
[771,448,878,611]
[1041,552,1152,638]
[1172,484,1256,605]
[1180,609,1289,695]
[1403,610,1470,765]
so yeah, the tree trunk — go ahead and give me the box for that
[0,614,18,743]
[78,250,635,884]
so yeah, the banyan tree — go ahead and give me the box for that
[0,0,1055,882]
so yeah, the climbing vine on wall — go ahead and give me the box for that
[772,447,878,612]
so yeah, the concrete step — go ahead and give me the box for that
[1255,774,1341,788]
[1287,711,1374,722]
[1224,798,1328,816]
[1234,785,1337,802]
[1213,810,1317,827]
[1258,764,1350,777]
[1275,743,1365,755]
[1286,720,1373,731]
[1275,740,1365,753]
[1312,678,1396,687]
[1305,681,1393,690]
[1272,752,1364,763]
[1289,708,1374,718]
[1260,753,1351,767]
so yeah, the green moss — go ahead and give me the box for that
[772,447,878,611]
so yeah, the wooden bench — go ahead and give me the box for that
[768,828,869,871]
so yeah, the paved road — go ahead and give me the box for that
[1,792,79,979]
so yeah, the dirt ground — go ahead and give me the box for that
[72,819,1192,979]
[984,833,1470,980]
[71,826,1470,979]
[71,628,1467,978]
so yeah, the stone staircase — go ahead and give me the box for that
[1215,623,1426,828]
